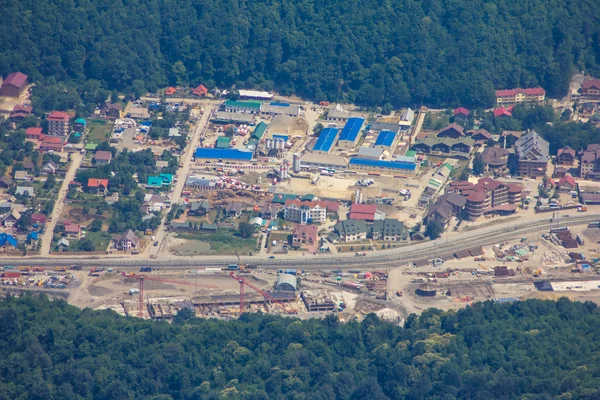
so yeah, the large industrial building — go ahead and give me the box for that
[336,117,364,149]
[312,127,339,154]
[373,130,397,150]
[300,153,348,170]
[195,148,253,162]
[348,158,418,175]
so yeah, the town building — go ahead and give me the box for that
[349,203,385,221]
[494,107,513,118]
[426,193,467,227]
[582,79,600,100]
[87,178,109,194]
[238,90,273,101]
[453,107,469,120]
[15,186,35,197]
[557,146,575,165]
[410,136,474,155]
[3,210,21,228]
[300,153,348,170]
[495,88,546,105]
[480,147,510,174]
[47,111,70,136]
[334,219,369,242]
[283,200,338,224]
[448,178,522,220]
[101,103,123,121]
[115,229,140,251]
[94,151,112,165]
[10,105,32,121]
[557,175,576,192]
[192,84,209,97]
[580,144,600,179]
[326,104,359,122]
[337,117,364,149]
[292,224,318,249]
[437,123,465,139]
[370,219,408,242]
[1,72,28,97]
[260,102,301,117]
[515,130,549,178]
[64,223,81,239]
[348,158,418,175]
[189,200,210,216]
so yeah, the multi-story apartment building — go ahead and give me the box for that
[449,178,522,220]
[47,111,70,136]
[495,87,546,105]
[515,130,549,178]
[283,200,338,224]
[580,144,600,180]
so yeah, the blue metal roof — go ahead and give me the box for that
[313,127,339,152]
[375,130,397,147]
[349,158,417,171]
[270,101,290,107]
[272,135,289,141]
[338,117,364,143]
[195,148,253,161]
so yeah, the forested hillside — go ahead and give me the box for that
[1,295,600,399]
[1,0,599,107]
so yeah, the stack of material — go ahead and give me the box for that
[556,230,578,248]
[542,249,570,264]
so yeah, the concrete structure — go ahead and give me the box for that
[275,274,298,291]
[47,111,70,136]
[301,290,335,312]
[212,111,254,124]
[291,224,318,249]
[1,72,28,97]
[515,130,549,178]
[337,118,364,149]
[496,87,546,105]
[292,153,300,173]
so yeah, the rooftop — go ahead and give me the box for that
[313,127,339,152]
[338,117,364,143]
[374,130,397,147]
[195,148,253,161]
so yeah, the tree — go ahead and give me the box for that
[313,123,324,137]
[224,126,236,137]
[238,222,255,238]
[78,239,95,252]
[381,103,393,115]
[472,154,485,176]
[425,219,443,239]
[89,219,103,232]
[43,174,56,190]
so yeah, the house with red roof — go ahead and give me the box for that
[47,111,70,136]
[31,214,47,226]
[349,203,385,221]
[453,107,469,119]
[25,127,43,140]
[496,87,546,106]
[10,105,32,121]
[557,175,576,192]
[292,224,318,250]
[1,72,28,97]
[165,87,177,96]
[87,178,109,194]
[39,136,64,152]
[64,223,81,239]
[582,79,600,100]
[557,146,576,165]
[494,108,513,118]
[192,84,208,97]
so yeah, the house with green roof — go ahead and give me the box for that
[147,176,163,188]
[224,100,262,114]
[252,122,268,140]
[84,143,98,151]
[216,136,231,149]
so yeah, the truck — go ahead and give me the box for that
[140,267,153,272]
[578,206,588,212]
[69,265,82,270]
[272,240,277,246]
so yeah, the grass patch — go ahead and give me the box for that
[88,123,113,143]
[84,231,113,250]
[177,230,257,255]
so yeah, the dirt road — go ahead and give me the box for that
[40,152,84,255]
[147,105,214,258]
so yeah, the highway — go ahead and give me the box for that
[9,214,600,269]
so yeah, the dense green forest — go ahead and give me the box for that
[2,0,599,108]
[2,295,600,399]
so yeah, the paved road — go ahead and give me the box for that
[39,152,84,255]
[14,214,599,269]
[146,106,214,258]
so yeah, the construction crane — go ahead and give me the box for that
[229,272,282,314]
[123,273,217,318]
[234,251,249,272]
